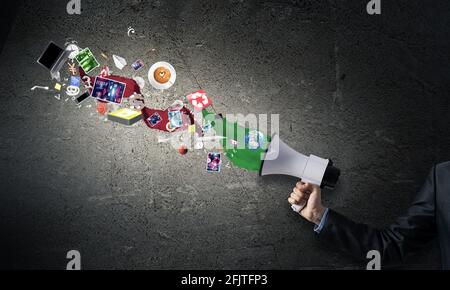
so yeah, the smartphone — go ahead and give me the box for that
[74,91,91,105]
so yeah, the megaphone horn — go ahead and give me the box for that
[260,134,340,212]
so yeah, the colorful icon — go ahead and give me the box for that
[168,110,183,128]
[148,61,176,90]
[96,101,108,115]
[187,90,212,111]
[148,112,162,127]
[245,130,265,150]
[75,47,100,74]
[108,108,142,126]
[206,153,221,172]
[131,59,144,71]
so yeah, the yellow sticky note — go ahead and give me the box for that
[188,125,196,133]
[54,83,62,91]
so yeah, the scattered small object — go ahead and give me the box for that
[82,75,93,90]
[188,124,196,133]
[206,152,221,172]
[68,62,77,75]
[157,136,171,143]
[187,90,212,111]
[127,27,136,37]
[107,108,142,126]
[132,76,145,89]
[245,130,265,150]
[229,139,239,147]
[66,43,80,60]
[166,122,176,132]
[178,145,188,155]
[91,77,125,104]
[131,59,144,71]
[70,76,80,87]
[99,66,111,77]
[96,101,108,115]
[100,52,108,59]
[197,136,226,142]
[37,41,71,81]
[75,47,100,74]
[113,54,127,70]
[74,91,90,105]
[202,122,212,132]
[148,61,176,90]
[142,107,174,132]
[194,139,204,150]
[147,112,162,127]
[168,110,183,128]
[129,94,145,110]
[31,86,49,91]
[66,85,80,96]
[146,48,157,56]
[169,100,184,111]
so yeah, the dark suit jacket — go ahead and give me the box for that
[318,162,450,269]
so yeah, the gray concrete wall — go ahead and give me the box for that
[0,0,449,269]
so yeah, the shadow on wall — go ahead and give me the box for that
[0,0,23,55]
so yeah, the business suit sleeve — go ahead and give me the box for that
[317,166,437,265]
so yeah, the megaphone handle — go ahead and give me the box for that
[291,200,306,213]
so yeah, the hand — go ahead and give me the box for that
[288,181,325,225]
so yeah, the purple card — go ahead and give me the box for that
[91,76,126,104]
[206,153,221,172]
[131,59,144,71]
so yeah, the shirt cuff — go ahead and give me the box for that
[313,208,329,234]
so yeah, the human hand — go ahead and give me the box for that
[288,181,325,225]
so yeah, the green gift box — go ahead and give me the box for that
[75,47,100,74]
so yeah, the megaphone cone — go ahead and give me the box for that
[260,134,340,189]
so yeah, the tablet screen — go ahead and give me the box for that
[37,42,63,69]
[91,76,126,104]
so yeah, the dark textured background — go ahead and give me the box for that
[0,0,449,269]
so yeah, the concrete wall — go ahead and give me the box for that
[0,0,449,269]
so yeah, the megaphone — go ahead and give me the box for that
[260,134,340,212]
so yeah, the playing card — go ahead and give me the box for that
[131,59,144,71]
[168,110,182,128]
[206,153,221,172]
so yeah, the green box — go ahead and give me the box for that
[75,47,100,74]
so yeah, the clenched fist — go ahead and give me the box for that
[288,181,325,225]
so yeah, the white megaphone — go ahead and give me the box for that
[260,134,340,212]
